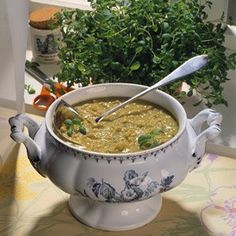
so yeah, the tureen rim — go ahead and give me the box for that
[45,83,187,157]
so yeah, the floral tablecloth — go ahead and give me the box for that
[1,142,236,236]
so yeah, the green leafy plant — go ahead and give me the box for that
[53,0,236,107]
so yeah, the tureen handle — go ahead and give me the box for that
[188,109,222,170]
[8,114,45,177]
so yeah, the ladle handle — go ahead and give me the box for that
[153,54,208,88]
[96,55,208,122]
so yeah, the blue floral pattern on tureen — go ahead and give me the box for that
[86,169,174,202]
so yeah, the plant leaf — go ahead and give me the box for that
[130,61,141,71]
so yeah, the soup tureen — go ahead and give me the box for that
[9,83,222,231]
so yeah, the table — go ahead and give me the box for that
[0,128,235,236]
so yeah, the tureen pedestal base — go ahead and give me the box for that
[68,194,162,231]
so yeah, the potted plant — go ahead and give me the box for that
[53,0,236,107]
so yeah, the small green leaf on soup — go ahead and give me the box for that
[64,119,73,126]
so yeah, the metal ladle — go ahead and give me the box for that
[52,99,80,141]
[58,99,80,117]
[53,99,87,147]
[95,54,209,122]
[53,99,80,127]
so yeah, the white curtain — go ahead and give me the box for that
[0,0,28,112]
[0,0,29,164]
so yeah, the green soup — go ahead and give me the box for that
[57,97,178,153]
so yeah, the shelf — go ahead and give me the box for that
[30,0,91,10]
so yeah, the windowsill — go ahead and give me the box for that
[30,0,91,10]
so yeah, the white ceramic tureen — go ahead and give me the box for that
[9,83,222,231]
